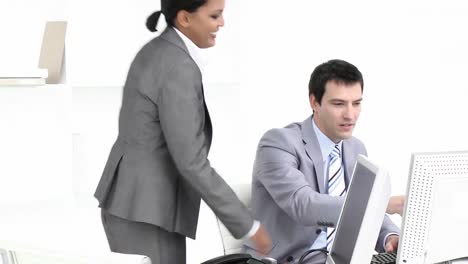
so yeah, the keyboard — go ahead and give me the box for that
[370,252,397,264]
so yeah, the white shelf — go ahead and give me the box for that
[0,78,45,86]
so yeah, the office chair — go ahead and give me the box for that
[217,183,253,255]
[202,184,277,264]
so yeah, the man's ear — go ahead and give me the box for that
[175,10,191,28]
[310,95,320,112]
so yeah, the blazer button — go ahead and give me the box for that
[316,229,321,235]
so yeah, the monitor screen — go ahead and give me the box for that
[330,158,377,264]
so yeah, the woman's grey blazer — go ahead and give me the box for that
[94,27,253,239]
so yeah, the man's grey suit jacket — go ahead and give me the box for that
[94,27,253,239]
[243,116,399,262]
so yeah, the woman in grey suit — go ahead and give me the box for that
[94,0,271,263]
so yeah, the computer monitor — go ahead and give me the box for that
[397,151,468,264]
[327,155,392,264]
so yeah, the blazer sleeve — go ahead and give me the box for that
[254,129,344,227]
[376,215,400,252]
[156,59,254,239]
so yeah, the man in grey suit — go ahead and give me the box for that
[243,60,404,263]
[94,0,270,263]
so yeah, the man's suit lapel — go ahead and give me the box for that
[160,27,213,151]
[342,140,355,185]
[301,116,326,194]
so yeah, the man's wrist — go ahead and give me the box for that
[242,220,260,240]
[383,233,399,250]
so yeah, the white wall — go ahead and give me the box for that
[238,0,468,194]
[1,0,468,263]
[0,85,72,204]
[0,0,68,72]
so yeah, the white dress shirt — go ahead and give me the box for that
[310,118,342,249]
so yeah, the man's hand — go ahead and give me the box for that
[250,224,272,255]
[385,234,399,253]
[386,195,405,215]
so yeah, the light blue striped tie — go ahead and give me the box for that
[326,144,346,250]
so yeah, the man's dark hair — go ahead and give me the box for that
[308,59,364,104]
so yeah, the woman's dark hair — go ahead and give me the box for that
[146,0,208,32]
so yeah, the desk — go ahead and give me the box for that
[0,85,71,204]
[0,200,109,255]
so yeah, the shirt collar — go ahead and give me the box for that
[173,27,208,73]
[312,118,343,162]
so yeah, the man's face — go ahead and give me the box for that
[310,80,363,143]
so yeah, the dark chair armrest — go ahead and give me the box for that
[201,253,252,264]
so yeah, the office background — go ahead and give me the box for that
[1,0,467,263]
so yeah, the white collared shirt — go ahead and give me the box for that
[173,27,208,73]
[312,119,343,186]
[310,118,343,250]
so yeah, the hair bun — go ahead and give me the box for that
[146,11,162,32]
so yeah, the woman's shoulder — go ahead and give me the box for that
[140,35,186,57]
[126,40,191,79]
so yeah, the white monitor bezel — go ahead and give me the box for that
[397,151,468,264]
[328,154,391,264]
